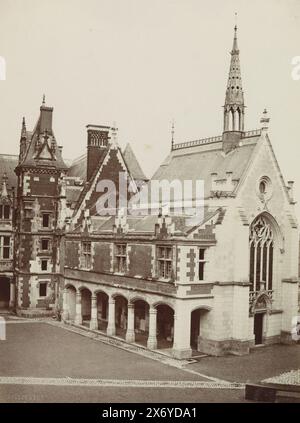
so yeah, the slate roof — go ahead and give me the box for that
[123,143,148,182]
[67,154,86,181]
[19,106,68,171]
[0,154,18,189]
[67,143,148,183]
[152,133,260,197]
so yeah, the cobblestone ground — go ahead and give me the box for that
[263,369,300,385]
[0,316,298,402]
[189,344,300,383]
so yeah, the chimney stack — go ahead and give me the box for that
[86,124,110,181]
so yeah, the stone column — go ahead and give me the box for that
[61,288,69,321]
[89,295,98,330]
[126,303,135,343]
[172,305,192,359]
[147,306,157,349]
[9,281,15,309]
[74,292,82,325]
[107,297,116,336]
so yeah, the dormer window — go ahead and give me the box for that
[0,204,10,220]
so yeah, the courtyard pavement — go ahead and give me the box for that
[0,315,298,402]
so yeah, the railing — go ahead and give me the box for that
[242,129,261,138]
[172,129,262,151]
[172,135,222,150]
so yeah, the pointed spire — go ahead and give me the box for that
[42,94,46,106]
[21,116,26,138]
[1,173,8,198]
[171,119,175,151]
[223,24,245,133]
[232,25,239,53]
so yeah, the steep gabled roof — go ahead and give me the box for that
[123,143,148,182]
[17,103,68,171]
[152,131,261,198]
[0,154,18,189]
[67,143,148,183]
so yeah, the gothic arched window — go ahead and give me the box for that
[249,216,274,292]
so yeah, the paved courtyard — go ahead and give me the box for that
[0,315,299,402]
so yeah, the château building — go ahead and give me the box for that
[0,26,299,358]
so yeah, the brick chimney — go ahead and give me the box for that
[39,96,53,134]
[86,124,110,181]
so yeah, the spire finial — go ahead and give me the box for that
[21,116,27,138]
[223,22,245,135]
[42,94,46,106]
[171,119,175,151]
[1,173,8,198]
[260,108,270,130]
[111,121,118,148]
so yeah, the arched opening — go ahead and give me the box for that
[190,308,210,351]
[133,299,149,347]
[0,277,10,309]
[96,291,109,332]
[230,108,235,131]
[249,214,276,292]
[65,285,76,321]
[156,304,174,349]
[81,288,91,327]
[190,309,201,350]
[114,295,128,338]
[237,108,241,131]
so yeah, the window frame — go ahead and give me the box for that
[42,213,50,228]
[198,248,206,281]
[41,259,49,272]
[0,204,10,220]
[41,238,50,252]
[156,245,173,280]
[39,282,47,297]
[114,243,127,274]
[0,236,11,260]
[81,241,92,270]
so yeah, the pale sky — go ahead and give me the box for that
[0,0,300,212]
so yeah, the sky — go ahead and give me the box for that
[0,0,300,212]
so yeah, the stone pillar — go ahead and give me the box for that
[147,306,157,349]
[126,303,135,343]
[89,295,98,330]
[172,305,192,359]
[61,288,69,321]
[9,281,15,308]
[74,292,82,325]
[107,297,116,336]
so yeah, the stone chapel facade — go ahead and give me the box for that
[0,26,299,358]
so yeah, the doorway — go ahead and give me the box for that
[190,309,201,350]
[0,277,10,309]
[254,313,264,345]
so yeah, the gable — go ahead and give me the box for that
[236,132,294,224]
[72,146,138,224]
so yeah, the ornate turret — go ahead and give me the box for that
[222,25,246,152]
